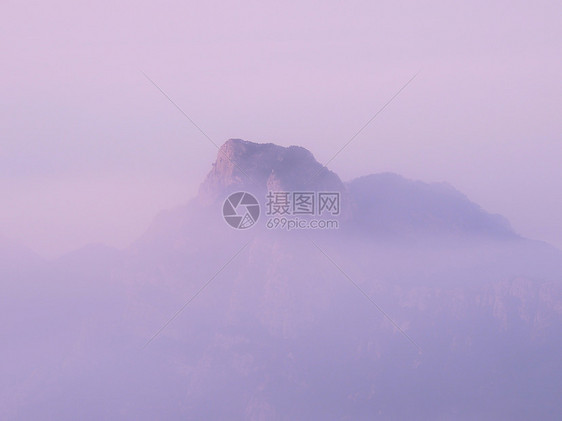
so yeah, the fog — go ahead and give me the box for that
[1,0,561,256]
[2,1,562,419]
[2,138,562,419]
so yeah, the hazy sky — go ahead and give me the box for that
[1,0,560,258]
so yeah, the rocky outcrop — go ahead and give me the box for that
[198,138,345,202]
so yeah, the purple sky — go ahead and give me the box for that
[2,0,560,257]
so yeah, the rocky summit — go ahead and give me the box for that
[199,138,345,200]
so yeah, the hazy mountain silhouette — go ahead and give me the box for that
[346,172,515,240]
[2,139,561,420]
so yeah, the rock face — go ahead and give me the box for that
[198,139,345,202]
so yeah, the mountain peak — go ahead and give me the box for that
[198,139,344,201]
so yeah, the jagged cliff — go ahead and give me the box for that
[198,138,345,200]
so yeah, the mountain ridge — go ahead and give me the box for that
[160,138,518,243]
